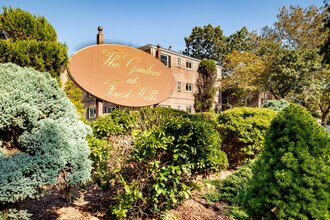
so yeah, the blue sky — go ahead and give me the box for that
[1,0,325,56]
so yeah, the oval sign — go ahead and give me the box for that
[68,44,175,107]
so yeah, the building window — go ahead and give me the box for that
[178,82,181,92]
[186,83,193,92]
[88,107,96,118]
[178,58,181,68]
[159,105,171,108]
[160,54,171,67]
[186,106,192,114]
[186,61,192,69]
[177,105,181,110]
[104,106,116,114]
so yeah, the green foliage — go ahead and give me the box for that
[258,48,323,100]
[194,60,217,113]
[88,107,227,218]
[64,76,85,117]
[0,7,57,41]
[0,39,67,82]
[218,107,277,167]
[91,108,138,138]
[194,112,218,124]
[262,99,290,111]
[272,5,328,50]
[87,136,112,189]
[0,63,92,205]
[225,27,257,53]
[242,104,330,219]
[183,24,226,62]
[184,25,256,64]
[0,7,68,82]
[202,162,254,205]
[0,209,32,220]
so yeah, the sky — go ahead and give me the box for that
[1,0,325,56]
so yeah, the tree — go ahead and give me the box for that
[64,76,85,117]
[184,24,226,62]
[271,5,328,49]
[222,50,265,106]
[0,7,68,81]
[184,25,256,64]
[194,60,217,112]
[225,27,257,53]
[321,1,330,64]
[242,104,330,219]
[301,69,330,125]
[0,63,91,210]
[257,48,323,100]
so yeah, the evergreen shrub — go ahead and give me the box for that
[242,104,330,219]
[217,107,277,167]
[262,99,290,112]
[202,161,255,205]
[0,63,92,206]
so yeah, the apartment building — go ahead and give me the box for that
[77,44,222,120]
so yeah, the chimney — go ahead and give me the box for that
[156,44,161,60]
[97,26,104,44]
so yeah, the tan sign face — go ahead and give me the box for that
[68,44,175,107]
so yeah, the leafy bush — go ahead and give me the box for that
[91,108,138,138]
[0,63,91,206]
[194,112,218,124]
[242,104,330,219]
[262,99,289,111]
[89,107,227,218]
[217,107,277,167]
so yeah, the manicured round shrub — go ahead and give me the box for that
[0,63,92,205]
[242,104,330,219]
[217,107,277,167]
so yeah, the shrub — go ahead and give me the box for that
[242,104,330,219]
[262,99,289,111]
[217,107,277,167]
[0,7,68,81]
[194,112,218,124]
[91,108,138,138]
[0,209,31,220]
[89,107,227,218]
[0,63,91,207]
[202,161,255,205]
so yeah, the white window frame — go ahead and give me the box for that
[160,54,170,67]
[178,58,181,68]
[186,61,192,69]
[186,83,193,92]
[104,106,116,114]
[88,107,96,118]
